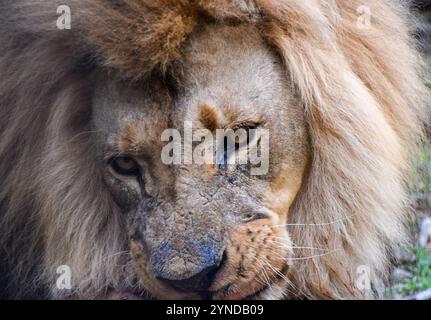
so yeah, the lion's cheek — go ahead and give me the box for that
[211,219,290,299]
[265,165,308,219]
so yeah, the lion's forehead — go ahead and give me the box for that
[92,24,306,161]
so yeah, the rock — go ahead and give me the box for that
[415,289,431,300]
[391,268,413,284]
[405,289,431,300]
[418,217,431,250]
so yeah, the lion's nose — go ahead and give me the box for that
[157,263,221,292]
[155,248,226,292]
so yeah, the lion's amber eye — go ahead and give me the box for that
[233,125,258,150]
[110,156,140,176]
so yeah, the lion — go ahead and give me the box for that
[0,0,429,300]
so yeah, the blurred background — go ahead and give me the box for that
[387,0,431,300]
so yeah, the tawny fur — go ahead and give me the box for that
[0,0,429,299]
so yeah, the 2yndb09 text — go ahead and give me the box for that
[166,304,264,318]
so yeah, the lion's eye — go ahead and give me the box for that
[233,125,258,150]
[110,156,140,176]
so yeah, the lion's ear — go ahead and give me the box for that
[260,0,428,298]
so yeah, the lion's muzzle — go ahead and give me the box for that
[150,240,225,292]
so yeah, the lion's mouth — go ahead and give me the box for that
[209,284,271,300]
[108,286,270,300]
[106,280,273,300]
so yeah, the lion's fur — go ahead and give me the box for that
[0,0,429,299]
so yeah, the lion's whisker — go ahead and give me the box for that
[271,216,353,228]
[280,249,341,262]
[252,256,277,297]
[257,255,302,299]
[265,238,330,252]
[104,250,130,260]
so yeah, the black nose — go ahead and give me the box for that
[157,264,221,292]
[156,253,225,292]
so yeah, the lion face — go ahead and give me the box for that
[93,24,309,300]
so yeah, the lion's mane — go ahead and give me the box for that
[0,0,429,299]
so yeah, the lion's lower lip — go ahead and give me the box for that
[116,277,271,300]
[105,277,272,300]
[210,284,270,300]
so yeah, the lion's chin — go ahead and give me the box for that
[104,283,277,301]
[210,282,287,300]
[99,291,145,300]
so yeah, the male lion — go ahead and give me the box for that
[0,0,429,300]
